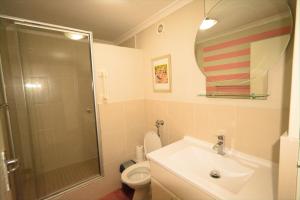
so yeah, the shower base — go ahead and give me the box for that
[18,158,99,199]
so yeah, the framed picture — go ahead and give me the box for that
[152,55,172,92]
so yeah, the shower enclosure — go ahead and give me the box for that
[0,16,102,200]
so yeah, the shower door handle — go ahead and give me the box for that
[6,158,19,173]
[86,106,93,113]
[2,151,19,174]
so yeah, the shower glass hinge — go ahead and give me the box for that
[1,151,10,191]
[0,103,8,110]
[1,151,19,192]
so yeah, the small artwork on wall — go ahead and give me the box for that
[152,55,172,92]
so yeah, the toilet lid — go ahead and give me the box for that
[144,131,162,155]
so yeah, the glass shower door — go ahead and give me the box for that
[0,17,101,199]
[0,61,15,200]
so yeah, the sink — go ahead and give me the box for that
[147,136,276,200]
[168,145,254,193]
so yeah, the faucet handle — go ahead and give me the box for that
[155,120,164,127]
[216,134,225,140]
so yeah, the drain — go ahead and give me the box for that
[210,170,221,179]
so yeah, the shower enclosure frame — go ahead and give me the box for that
[0,14,104,199]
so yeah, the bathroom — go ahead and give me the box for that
[0,0,299,200]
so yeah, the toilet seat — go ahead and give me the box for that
[121,131,162,200]
[121,161,150,188]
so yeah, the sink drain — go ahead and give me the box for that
[210,170,221,179]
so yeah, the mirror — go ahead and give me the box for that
[194,0,293,99]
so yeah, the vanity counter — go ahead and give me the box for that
[148,136,277,200]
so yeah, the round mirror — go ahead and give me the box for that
[194,0,293,99]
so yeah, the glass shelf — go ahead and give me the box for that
[197,93,269,99]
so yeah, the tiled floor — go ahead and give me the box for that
[36,158,99,198]
[18,158,99,199]
[100,189,133,200]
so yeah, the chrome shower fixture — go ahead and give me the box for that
[155,120,164,137]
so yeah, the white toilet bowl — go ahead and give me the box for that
[121,161,151,200]
[121,131,162,200]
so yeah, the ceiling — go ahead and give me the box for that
[0,0,176,42]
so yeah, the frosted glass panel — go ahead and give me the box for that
[0,18,100,199]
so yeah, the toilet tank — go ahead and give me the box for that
[144,131,162,157]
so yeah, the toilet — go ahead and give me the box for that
[121,131,162,200]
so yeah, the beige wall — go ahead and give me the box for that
[94,42,146,161]
[136,0,292,162]
[278,134,299,200]
[94,43,144,103]
[278,0,299,199]
[55,100,146,200]
[55,1,295,199]
[94,43,146,180]
[54,43,146,200]
[144,100,283,161]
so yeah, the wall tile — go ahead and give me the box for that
[124,100,145,126]
[235,107,282,161]
[99,100,147,163]
[99,102,126,133]
[167,101,194,143]
[54,97,284,200]
[144,99,283,162]
[101,128,126,165]
[209,105,237,148]
[125,124,145,156]
[192,103,213,143]
[145,100,169,145]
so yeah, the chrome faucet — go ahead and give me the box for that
[213,135,225,155]
[155,120,164,137]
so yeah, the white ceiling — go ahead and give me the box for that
[0,0,177,42]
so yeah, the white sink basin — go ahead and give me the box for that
[168,145,254,193]
[148,136,276,200]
